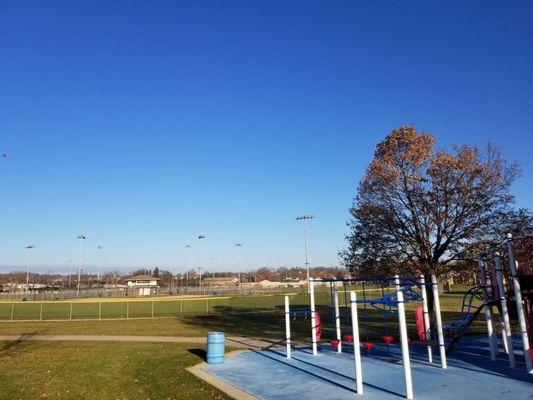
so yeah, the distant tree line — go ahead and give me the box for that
[0,266,346,289]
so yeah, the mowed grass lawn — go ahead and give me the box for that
[0,340,230,400]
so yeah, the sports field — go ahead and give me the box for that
[0,287,475,322]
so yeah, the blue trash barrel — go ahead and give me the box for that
[207,331,225,364]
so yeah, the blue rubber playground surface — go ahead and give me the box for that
[203,336,533,399]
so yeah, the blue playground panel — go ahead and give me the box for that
[203,336,533,399]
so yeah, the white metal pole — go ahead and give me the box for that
[507,233,533,373]
[285,295,292,359]
[478,257,498,361]
[309,277,318,355]
[395,275,413,400]
[494,254,516,368]
[333,284,342,353]
[431,275,447,369]
[419,275,433,363]
[350,291,363,395]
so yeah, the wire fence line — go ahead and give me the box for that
[0,292,316,322]
[0,286,428,322]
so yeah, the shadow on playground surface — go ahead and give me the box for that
[203,335,533,400]
[178,304,486,341]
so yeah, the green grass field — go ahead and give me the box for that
[0,287,476,322]
[0,292,306,321]
[0,340,231,400]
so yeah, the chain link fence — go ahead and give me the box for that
[0,292,317,321]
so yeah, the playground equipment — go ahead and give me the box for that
[284,274,446,399]
[507,233,533,373]
[443,235,533,374]
[283,297,321,359]
[442,286,485,353]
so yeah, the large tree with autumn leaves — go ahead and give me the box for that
[341,126,528,278]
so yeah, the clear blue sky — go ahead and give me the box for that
[1,1,532,274]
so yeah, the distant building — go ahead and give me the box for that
[14,283,49,293]
[202,277,239,287]
[125,275,160,296]
[257,280,307,289]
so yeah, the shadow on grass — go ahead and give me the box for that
[176,305,473,344]
[188,348,207,361]
[179,307,288,338]
[0,332,36,355]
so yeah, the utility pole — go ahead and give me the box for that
[76,235,86,298]
[296,215,315,292]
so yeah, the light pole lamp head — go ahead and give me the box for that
[25,245,35,249]
[235,243,243,247]
[97,245,104,250]
[197,235,205,239]
[295,215,315,221]
[77,235,86,240]
[185,244,191,248]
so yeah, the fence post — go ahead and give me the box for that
[10,303,14,321]
[151,301,154,318]
[126,301,129,319]
[69,302,73,320]
[206,299,209,315]
[40,303,43,321]
[180,299,183,315]
[98,302,102,320]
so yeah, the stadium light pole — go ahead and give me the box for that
[235,243,243,289]
[24,245,35,296]
[296,215,315,292]
[184,244,192,271]
[76,235,86,298]
[96,245,104,283]
[197,267,203,289]
[197,235,205,289]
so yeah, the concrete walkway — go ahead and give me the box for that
[0,334,281,350]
